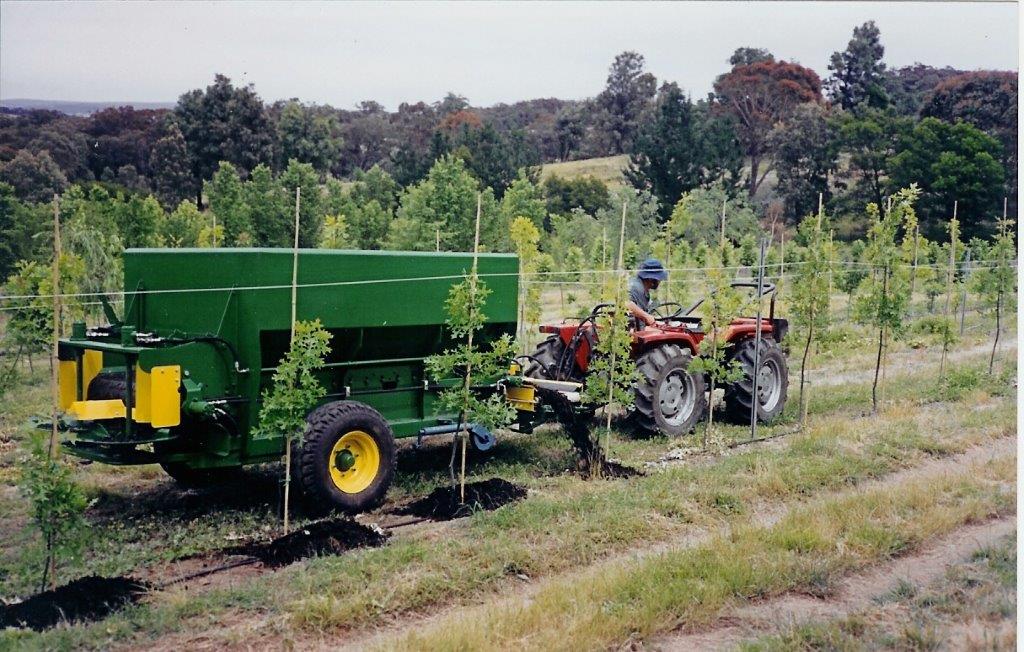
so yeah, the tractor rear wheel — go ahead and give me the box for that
[525,335,570,380]
[295,400,396,514]
[633,344,707,437]
[724,338,788,424]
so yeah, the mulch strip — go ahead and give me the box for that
[395,478,528,520]
[0,575,149,631]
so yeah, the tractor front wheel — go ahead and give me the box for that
[296,400,396,514]
[724,338,788,424]
[633,344,707,437]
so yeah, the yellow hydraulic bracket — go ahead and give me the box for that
[506,385,537,412]
[60,355,182,428]
[58,350,103,410]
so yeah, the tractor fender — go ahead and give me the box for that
[632,331,700,358]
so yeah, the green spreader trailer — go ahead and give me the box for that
[55,248,518,512]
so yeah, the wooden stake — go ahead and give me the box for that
[910,223,919,297]
[47,193,61,590]
[603,201,627,464]
[940,201,957,376]
[780,230,786,284]
[283,186,301,534]
[460,194,483,503]
[720,197,727,249]
[48,194,61,460]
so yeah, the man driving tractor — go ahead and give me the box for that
[627,258,668,328]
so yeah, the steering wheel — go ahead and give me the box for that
[651,302,685,320]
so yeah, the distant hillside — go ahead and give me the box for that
[540,155,629,188]
[0,98,174,116]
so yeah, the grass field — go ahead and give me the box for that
[539,154,629,188]
[0,295,1016,650]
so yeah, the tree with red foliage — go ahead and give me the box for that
[438,109,483,134]
[714,60,823,198]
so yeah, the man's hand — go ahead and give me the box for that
[627,300,658,328]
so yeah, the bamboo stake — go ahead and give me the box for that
[909,223,919,297]
[959,250,970,335]
[603,201,627,468]
[940,201,957,376]
[720,197,727,249]
[460,194,483,503]
[47,193,61,590]
[49,194,61,460]
[283,186,301,534]
[780,230,785,285]
[989,198,1008,374]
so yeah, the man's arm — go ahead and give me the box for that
[626,301,657,327]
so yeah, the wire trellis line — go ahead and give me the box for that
[0,258,1015,304]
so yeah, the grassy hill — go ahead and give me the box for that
[540,154,629,188]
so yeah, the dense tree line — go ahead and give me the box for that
[0,20,1017,287]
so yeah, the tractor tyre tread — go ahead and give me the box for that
[633,344,707,437]
[295,400,397,515]
[526,335,569,380]
[723,338,789,424]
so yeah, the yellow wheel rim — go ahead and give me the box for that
[328,430,381,494]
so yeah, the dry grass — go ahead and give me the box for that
[390,457,1014,651]
[539,155,629,188]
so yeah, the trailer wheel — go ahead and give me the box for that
[633,344,707,437]
[723,338,789,424]
[296,401,396,514]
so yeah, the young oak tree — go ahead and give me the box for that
[579,274,636,474]
[253,319,332,531]
[971,217,1016,374]
[790,203,831,426]
[509,216,542,352]
[854,186,918,413]
[689,246,746,447]
[425,272,516,495]
[18,430,89,591]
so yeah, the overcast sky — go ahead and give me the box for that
[0,1,1018,109]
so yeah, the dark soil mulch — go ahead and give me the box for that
[226,518,388,567]
[0,576,149,631]
[396,478,527,520]
[599,460,643,479]
[536,387,644,479]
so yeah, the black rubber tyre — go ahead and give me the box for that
[525,334,571,380]
[294,400,397,514]
[633,344,707,437]
[87,371,131,401]
[723,338,789,424]
[160,462,240,488]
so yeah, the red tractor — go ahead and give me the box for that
[524,282,789,436]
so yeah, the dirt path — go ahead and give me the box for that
[653,516,1016,651]
[330,435,1016,652]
